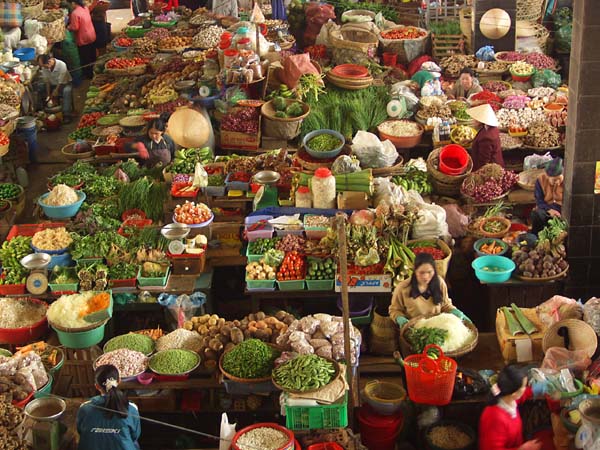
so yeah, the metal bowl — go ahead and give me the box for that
[161,223,190,240]
[253,170,280,186]
[20,253,51,270]
[24,396,66,422]
[174,80,196,91]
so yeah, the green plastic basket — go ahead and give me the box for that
[151,20,177,28]
[351,308,373,326]
[285,392,348,430]
[0,348,12,357]
[76,257,104,266]
[245,246,264,263]
[34,375,53,398]
[560,379,585,399]
[137,267,170,287]
[277,279,305,291]
[53,323,107,349]
[125,27,151,38]
[246,278,276,290]
[48,281,79,292]
[306,279,334,291]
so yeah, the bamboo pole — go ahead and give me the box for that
[336,213,357,419]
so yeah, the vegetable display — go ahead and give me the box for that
[510,61,535,76]
[0,184,21,200]
[106,57,147,69]
[277,251,305,281]
[248,238,281,255]
[381,27,426,40]
[407,327,447,353]
[0,236,31,285]
[222,338,278,379]
[246,261,277,280]
[170,147,213,174]
[307,134,342,152]
[273,354,336,391]
[149,349,199,374]
[409,241,446,260]
[271,98,305,119]
[524,121,562,148]
[306,258,336,280]
[221,107,260,134]
[104,333,155,354]
[174,201,212,225]
[462,164,518,203]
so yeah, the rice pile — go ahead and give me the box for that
[414,313,474,353]
[44,184,79,206]
[427,424,472,449]
[47,292,97,329]
[0,297,46,329]
[156,328,203,352]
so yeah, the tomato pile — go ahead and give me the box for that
[174,201,212,225]
[277,251,305,281]
[381,26,426,40]
[228,171,252,182]
[116,37,134,47]
[106,57,147,69]
[347,262,384,275]
[78,112,105,129]
[411,246,446,260]
[0,132,9,146]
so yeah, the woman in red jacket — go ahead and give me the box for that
[68,0,97,79]
[479,366,541,450]
[466,104,504,171]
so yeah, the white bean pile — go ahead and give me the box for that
[96,349,148,377]
[156,328,203,352]
[192,25,225,49]
[236,427,289,450]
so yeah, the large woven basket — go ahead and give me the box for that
[542,319,597,357]
[400,315,479,359]
[260,99,309,140]
[35,10,66,43]
[426,147,473,196]
[407,238,452,279]
[22,0,44,18]
[379,26,429,65]
[517,0,544,22]
[329,26,379,55]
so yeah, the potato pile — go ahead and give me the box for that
[160,36,193,50]
[183,311,295,369]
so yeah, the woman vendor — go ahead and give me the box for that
[389,253,470,329]
[129,114,176,167]
[449,68,483,100]
[77,365,141,450]
[466,104,504,171]
[530,157,563,235]
[479,366,541,450]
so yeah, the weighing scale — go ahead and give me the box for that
[24,397,66,450]
[252,170,280,211]
[161,223,191,254]
[20,253,51,295]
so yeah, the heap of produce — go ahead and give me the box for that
[273,354,336,391]
[43,185,79,206]
[14,342,61,373]
[106,57,147,70]
[0,400,28,450]
[392,167,432,194]
[451,125,476,145]
[271,97,305,119]
[0,298,46,329]
[0,184,22,201]
[524,121,562,148]
[510,61,535,76]
[248,238,281,255]
[149,349,199,375]
[96,349,148,378]
[277,251,306,281]
[482,81,511,94]
[104,333,155,355]
[495,51,525,62]
[221,107,259,134]
[156,328,203,352]
[0,352,49,393]
[496,107,545,130]
[408,313,475,353]
[169,147,213,174]
[378,120,422,137]
[408,241,447,260]
[427,424,473,449]
[246,261,277,280]
[381,26,426,40]
[222,338,279,379]
[276,235,305,253]
[47,291,110,329]
[173,201,212,225]
[236,427,290,450]
[31,227,72,251]
[306,258,336,281]
[461,164,518,202]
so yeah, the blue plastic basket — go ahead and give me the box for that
[472,255,515,283]
[14,48,35,62]
[38,191,86,219]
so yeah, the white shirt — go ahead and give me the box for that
[41,59,72,86]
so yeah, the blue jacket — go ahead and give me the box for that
[77,396,141,450]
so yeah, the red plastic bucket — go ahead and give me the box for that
[358,405,403,450]
[382,52,397,67]
[439,144,469,175]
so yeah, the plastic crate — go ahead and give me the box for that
[306,279,334,291]
[204,185,226,197]
[6,223,66,241]
[171,182,200,198]
[137,267,170,287]
[108,278,137,288]
[244,215,274,241]
[246,278,275,290]
[49,280,79,292]
[303,214,330,240]
[225,173,250,191]
[245,245,264,263]
[277,279,305,291]
[350,307,373,326]
[285,393,348,431]
[0,283,26,295]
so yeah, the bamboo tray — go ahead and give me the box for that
[516,264,569,282]
[271,357,341,394]
[218,344,282,384]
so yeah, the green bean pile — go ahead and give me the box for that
[104,333,155,355]
[222,339,278,379]
[273,354,336,392]
[149,349,199,375]
[308,134,342,152]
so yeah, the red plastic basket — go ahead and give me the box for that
[231,423,294,450]
[403,344,457,406]
[122,209,146,221]
[0,283,27,295]
[109,278,137,288]
[171,182,199,198]
[6,223,66,241]
[118,218,153,236]
[0,297,48,344]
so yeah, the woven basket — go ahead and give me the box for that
[0,143,8,157]
[516,0,544,22]
[22,1,43,18]
[260,99,309,140]
[379,26,429,65]
[400,315,479,359]
[542,319,597,358]
[407,239,452,279]
[43,0,60,8]
[371,156,404,177]
[35,10,66,43]
[329,26,379,55]
[427,147,473,196]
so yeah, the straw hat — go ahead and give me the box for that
[167,107,211,148]
[479,8,512,40]
[466,104,499,127]
[542,319,598,358]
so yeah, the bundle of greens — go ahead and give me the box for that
[406,327,448,353]
[71,231,128,260]
[120,177,168,222]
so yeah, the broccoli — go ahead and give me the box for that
[272,96,288,112]
[285,101,304,117]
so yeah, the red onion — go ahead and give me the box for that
[496,51,525,62]
[524,53,556,70]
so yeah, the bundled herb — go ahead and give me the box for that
[108,262,138,280]
[71,231,128,260]
[406,327,448,353]
[85,174,123,200]
[70,207,121,234]
[120,177,167,222]
[126,226,167,253]
[429,21,461,35]
[222,339,278,379]
[59,161,98,183]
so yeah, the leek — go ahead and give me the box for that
[502,307,524,336]
[296,170,372,193]
[510,303,538,335]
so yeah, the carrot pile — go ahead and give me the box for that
[479,241,504,254]
[79,291,110,317]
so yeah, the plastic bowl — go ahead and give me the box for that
[439,144,469,175]
[0,298,48,345]
[303,129,345,159]
[330,64,369,78]
[471,255,515,283]
[38,191,86,219]
[362,380,406,416]
[137,372,154,385]
[14,48,35,62]
[474,238,509,257]
[52,323,106,349]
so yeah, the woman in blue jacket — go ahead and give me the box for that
[77,365,141,450]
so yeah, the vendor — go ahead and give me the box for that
[129,114,176,167]
[68,0,97,79]
[531,157,563,235]
[389,253,470,329]
[479,366,541,450]
[466,104,504,171]
[421,72,443,97]
[77,365,141,450]
[36,54,73,122]
[449,68,483,100]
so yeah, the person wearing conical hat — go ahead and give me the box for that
[530,157,564,235]
[466,104,504,171]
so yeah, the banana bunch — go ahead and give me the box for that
[392,167,432,195]
[268,84,295,100]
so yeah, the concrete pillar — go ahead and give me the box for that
[563,0,600,298]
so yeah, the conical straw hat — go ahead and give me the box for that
[167,107,211,148]
[466,104,499,127]
[479,8,511,40]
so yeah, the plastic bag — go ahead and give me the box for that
[475,45,495,61]
[263,248,284,267]
[355,247,380,266]
[542,347,591,373]
[373,179,405,208]
[532,69,561,89]
[537,295,583,328]
[193,162,208,188]
[351,131,398,169]
[304,2,335,47]
[219,413,236,450]
[442,203,469,238]
[158,292,207,327]
[331,155,361,175]
[315,20,337,47]
[279,53,321,89]
[524,152,553,170]
[584,297,600,335]
[556,24,572,53]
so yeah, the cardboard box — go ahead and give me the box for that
[210,222,242,248]
[337,191,369,210]
[261,136,288,149]
[496,307,546,363]
[220,111,262,150]
[335,273,392,292]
